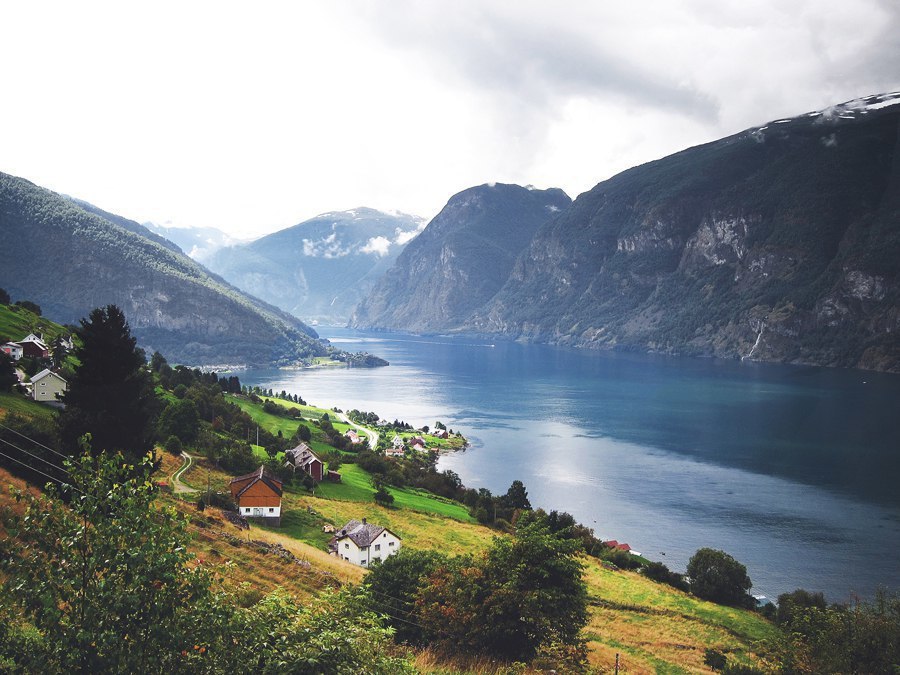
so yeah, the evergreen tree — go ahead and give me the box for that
[58,305,158,459]
[0,352,17,392]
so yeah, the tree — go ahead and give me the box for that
[0,450,216,672]
[686,548,752,606]
[503,479,532,510]
[157,398,200,445]
[14,300,41,315]
[0,352,17,392]
[297,424,312,442]
[416,521,588,661]
[58,306,158,459]
[776,588,826,626]
[363,549,448,645]
[50,335,69,369]
[0,288,9,305]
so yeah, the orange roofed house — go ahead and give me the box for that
[229,466,283,526]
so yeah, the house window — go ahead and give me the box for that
[374,544,381,551]
[388,541,395,547]
[344,543,349,549]
[361,560,367,566]
[268,508,274,513]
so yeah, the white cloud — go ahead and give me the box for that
[394,221,427,246]
[302,232,352,259]
[0,1,897,238]
[361,236,392,257]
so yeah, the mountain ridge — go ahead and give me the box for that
[350,183,572,332]
[206,208,425,324]
[0,171,332,367]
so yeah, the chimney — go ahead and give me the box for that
[362,518,367,525]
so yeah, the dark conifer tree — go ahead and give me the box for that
[59,305,159,459]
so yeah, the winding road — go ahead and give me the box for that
[171,451,199,494]
[337,413,378,450]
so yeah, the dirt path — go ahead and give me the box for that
[171,451,199,494]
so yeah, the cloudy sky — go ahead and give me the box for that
[2,1,898,238]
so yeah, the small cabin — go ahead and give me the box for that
[229,466,283,526]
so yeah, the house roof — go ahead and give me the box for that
[18,334,48,350]
[230,465,283,498]
[285,442,322,468]
[31,368,66,384]
[332,519,399,548]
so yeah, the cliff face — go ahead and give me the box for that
[471,94,900,372]
[206,208,425,324]
[0,172,327,366]
[350,184,571,332]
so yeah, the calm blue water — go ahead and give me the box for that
[242,328,900,602]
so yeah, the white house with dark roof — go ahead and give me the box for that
[31,369,67,402]
[329,518,401,567]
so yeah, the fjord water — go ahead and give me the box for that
[242,328,900,602]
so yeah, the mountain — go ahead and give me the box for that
[205,208,425,324]
[143,222,245,264]
[470,93,900,372]
[350,184,571,332]
[67,198,184,255]
[0,171,334,367]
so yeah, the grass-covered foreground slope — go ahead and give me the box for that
[0,388,777,673]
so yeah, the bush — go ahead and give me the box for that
[165,435,183,454]
[686,548,752,607]
[704,648,727,671]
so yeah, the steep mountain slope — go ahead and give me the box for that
[0,172,330,367]
[206,209,424,323]
[66,198,184,255]
[470,93,900,372]
[350,184,571,332]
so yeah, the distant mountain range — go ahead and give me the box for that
[352,93,900,373]
[0,172,335,367]
[142,222,246,264]
[205,209,425,324]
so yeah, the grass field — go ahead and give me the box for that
[0,388,782,672]
[0,391,57,419]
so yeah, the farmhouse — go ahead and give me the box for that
[17,334,49,359]
[329,518,401,567]
[345,429,360,444]
[1,342,23,361]
[229,466,283,525]
[31,369,67,402]
[284,442,324,482]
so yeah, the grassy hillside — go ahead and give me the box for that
[0,387,778,672]
[0,303,70,345]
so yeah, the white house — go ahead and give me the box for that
[1,342,23,361]
[391,435,404,449]
[31,369,67,402]
[329,518,401,567]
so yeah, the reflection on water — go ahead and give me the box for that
[242,328,900,601]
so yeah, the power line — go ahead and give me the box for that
[0,436,70,478]
[0,422,69,461]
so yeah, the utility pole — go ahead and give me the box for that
[615,653,619,674]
